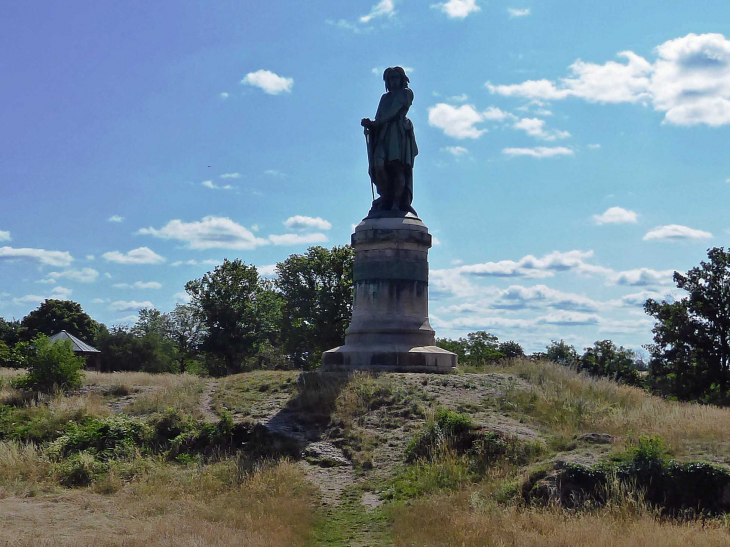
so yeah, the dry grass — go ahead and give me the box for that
[389,490,730,546]
[123,374,205,417]
[84,371,200,390]
[0,458,318,546]
[491,359,730,456]
[213,370,299,419]
[0,441,52,495]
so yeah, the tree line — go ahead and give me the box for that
[2,246,730,407]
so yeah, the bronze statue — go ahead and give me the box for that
[361,66,419,216]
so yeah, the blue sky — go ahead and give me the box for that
[2,1,729,353]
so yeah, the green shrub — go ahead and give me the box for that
[48,416,153,460]
[13,336,84,393]
[56,451,106,487]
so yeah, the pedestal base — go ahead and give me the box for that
[322,344,456,373]
[321,212,456,374]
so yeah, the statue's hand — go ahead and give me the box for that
[361,118,373,128]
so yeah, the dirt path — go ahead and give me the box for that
[199,380,219,423]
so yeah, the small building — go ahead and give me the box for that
[48,330,102,370]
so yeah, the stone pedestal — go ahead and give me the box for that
[322,214,456,373]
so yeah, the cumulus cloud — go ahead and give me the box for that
[441,146,469,156]
[482,106,516,121]
[219,92,229,99]
[242,70,293,95]
[284,216,332,231]
[449,94,469,102]
[502,146,574,158]
[201,180,234,191]
[643,224,712,241]
[0,231,10,242]
[508,8,531,17]
[428,103,487,138]
[513,118,570,140]
[173,292,192,304]
[592,207,638,225]
[488,33,730,127]
[50,286,72,299]
[269,233,328,246]
[0,246,73,267]
[458,250,608,279]
[102,247,166,265]
[139,216,268,251]
[258,264,278,277]
[432,0,481,18]
[614,268,676,286]
[171,259,220,267]
[112,281,162,289]
[588,143,602,149]
[43,267,99,283]
[108,215,124,222]
[618,289,681,307]
[360,0,395,22]
[491,285,602,312]
[220,173,241,179]
[109,300,155,312]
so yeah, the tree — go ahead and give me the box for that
[20,300,98,343]
[164,304,206,371]
[645,247,730,402]
[498,340,524,358]
[580,340,642,386]
[14,335,85,392]
[275,246,354,369]
[545,340,580,367]
[186,259,280,373]
[0,318,20,346]
[436,331,504,367]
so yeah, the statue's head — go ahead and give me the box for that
[383,66,410,91]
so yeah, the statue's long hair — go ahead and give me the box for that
[383,66,410,91]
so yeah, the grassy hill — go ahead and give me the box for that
[1,360,730,546]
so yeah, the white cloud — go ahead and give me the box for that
[219,92,229,99]
[108,215,124,222]
[258,264,278,277]
[592,207,638,225]
[482,106,516,121]
[508,8,531,17]
[489,33,730,127]
[92,298,107,304]
[109,300,155,312]
[457,250,605,279]
[269,233,328,246]
[643,224,712,241]
[173,259,220,267]
[113,281,162,289]
[428,103,487,139]
[432,0,481,19]
[449,94,469,102]
[441,146,469,156]
[360,0,395,23]
[173,292,192,304]
[618,289,681,307]
[0,246,73,267]
[86,255,95,261]
[284,215,333,231]
[44,267,99,283]
[139,216,268,251]
[13,295,46,305]
[614,268,676,286]
[491,285,602,312]
[588,143,601,149]
[264,169,286,177]
[242,70,293,95]
[202,180,234,191]
[0,231,10,242]
[102,247,166,264]
[220,173,241,179]
[432,236,442,246]
[50,286,72,299]
[513,117,570,140]
[502,146,574,158]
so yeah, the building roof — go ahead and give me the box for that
[48,330,101,353]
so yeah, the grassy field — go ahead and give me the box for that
[1,360,729,545]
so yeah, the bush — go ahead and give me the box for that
[13,336,85,393]
[56,451,106,487]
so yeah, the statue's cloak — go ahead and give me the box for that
[371,88,418,168]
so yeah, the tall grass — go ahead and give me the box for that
[389,490,730,546]
[124,375,205,417]
[492,359,730,455]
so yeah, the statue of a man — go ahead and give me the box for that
[361,66,419,216]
